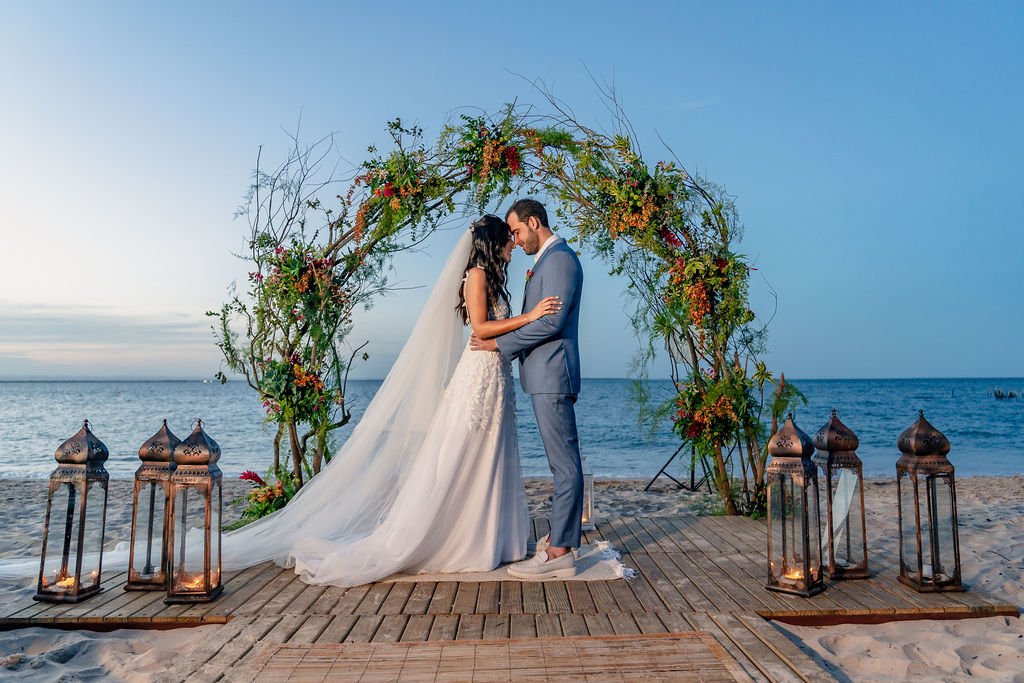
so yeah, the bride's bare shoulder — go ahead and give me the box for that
[464,266,487,291]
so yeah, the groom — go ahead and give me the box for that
[470,198,584,579]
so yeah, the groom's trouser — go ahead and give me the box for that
[531,393,583,549]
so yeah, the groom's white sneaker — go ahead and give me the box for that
[507,549,576,580]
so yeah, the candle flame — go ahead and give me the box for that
[177,574,206,590]
[42,569,99,591]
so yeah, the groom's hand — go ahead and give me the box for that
[469,334,498,352]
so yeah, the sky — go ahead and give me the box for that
[1,2,1021,380]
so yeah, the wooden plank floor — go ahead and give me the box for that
[5,516,1019,682]
[236,633,752,682]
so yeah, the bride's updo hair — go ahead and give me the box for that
[456,215,512,324]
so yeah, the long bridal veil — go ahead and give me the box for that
[0,231,474,580]
[219,230,473,569]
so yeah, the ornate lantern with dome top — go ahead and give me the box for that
[125,420,180,591]
[813,410,869,580]
[35,420,110,603]
[165,420,223,603]
[896,411,963,592]
[765,415,826,597]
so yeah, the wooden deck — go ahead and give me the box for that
[2,516,1017,682]
[239,634,752,682]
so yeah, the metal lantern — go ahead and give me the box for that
[766,415,826,597]
[813,410,869,580]
[35,420,109,603]
[581,456,596,532]
[126,420,180,591]
[165,420,223,603]
[896,411,963,592]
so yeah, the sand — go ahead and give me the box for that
[0,475,1021,681]
[775,476,1024,682]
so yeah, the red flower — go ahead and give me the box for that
[686,422,703,439]
[503,146,521,175]
[715,258,728,273]
[661,230,682,249]
[240,470,267,487]
[381,182,396,198]
[525,269,534,282]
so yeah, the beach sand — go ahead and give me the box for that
[776,475,1024,682]
[0,476,1021,681]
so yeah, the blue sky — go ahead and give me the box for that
[1,2,1021,380]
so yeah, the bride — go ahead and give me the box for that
[217,215,560,585]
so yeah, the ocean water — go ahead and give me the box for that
[0,378,1021,480]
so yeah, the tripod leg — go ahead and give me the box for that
[645,444,688,491]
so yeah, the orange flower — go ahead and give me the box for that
[684,281,710,326]
[479,138,501,180]
[353,202,369,243]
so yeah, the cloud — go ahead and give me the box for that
[0,301,218,378]
[0,301,211,346]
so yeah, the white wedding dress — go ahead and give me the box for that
[0,231,529,587]
[284,296,529,584]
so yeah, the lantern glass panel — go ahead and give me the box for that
[767,474,787,585]
[916,477,935,579]
[41,482,82,592]
[130,481,166,582]
[79,482,105,592]
[827,468,863,571]
[816,471,829,561]
[210,485,222,588]
[788,476,802,573]
[807,476,823,571]
[768,473,821,592]
[898,471,920,580]
[925,474,957,583]
[172,485,208,593]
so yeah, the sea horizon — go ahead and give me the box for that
[1,377,1021,481]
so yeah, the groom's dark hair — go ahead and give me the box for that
[506,198,548,228]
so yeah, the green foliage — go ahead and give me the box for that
[228,467,298,528]
[209,98,789,517]
[444,108,525,205]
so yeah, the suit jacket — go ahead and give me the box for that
[496,237,583,395]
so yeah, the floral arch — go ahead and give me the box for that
[211,100,800,518]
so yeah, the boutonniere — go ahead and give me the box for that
[525,269,534,283]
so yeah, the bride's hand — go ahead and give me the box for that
[528,296,562,322]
